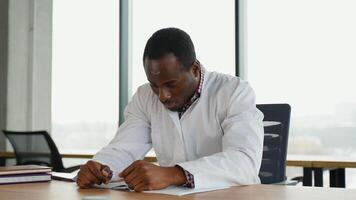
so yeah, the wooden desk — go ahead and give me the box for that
[0,152,14,159]
[0,181,356,200]
[0,151,158,162]
[3,151,355,188]
[287,154,356,188]
[0,151,94,159]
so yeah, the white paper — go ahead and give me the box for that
[94,181,229,196]
[94,180,129,190]
[51,170,79,182]
[144,185,230,196]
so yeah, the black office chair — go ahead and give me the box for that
[2,130,80,173]
[257,104,291,184]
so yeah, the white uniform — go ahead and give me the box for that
[93,70,264,189]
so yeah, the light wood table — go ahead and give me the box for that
[287,154,356,188]
[0,151,158,162]
[0,180,356,200]
[61,153,158,162]
[3,152,356,188]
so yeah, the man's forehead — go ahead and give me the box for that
[149,64,161,75]
[144,54,182,76]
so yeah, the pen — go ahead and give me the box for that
[101,167,113,181]
[101,167,125,183]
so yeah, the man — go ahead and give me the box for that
[76,28,264,191]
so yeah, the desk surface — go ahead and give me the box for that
[2,152,356,168]
[0,151,158,162]
[0,181,356,200]
[287,154,356,168]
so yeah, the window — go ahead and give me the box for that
[247,0,356,187]
[131,0,235,96]
[52,0,119,153]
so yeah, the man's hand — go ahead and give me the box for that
[76,160,112,189]
[119,160,187,192]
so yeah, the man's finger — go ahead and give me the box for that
[133,181,148,192]
[77,167,93,188]
[76,177,86,188]
[120,161,140,177]
[87,165,105,184]
[79,169,102,186]
[123,165,142,184]
[76,176,91,188]
[77,177,92,189]
[126,172,145,190]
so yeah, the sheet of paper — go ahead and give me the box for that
[51,170,79,182]
[94,181,230,196]
[144,185,230,196]
[94,180,129,190]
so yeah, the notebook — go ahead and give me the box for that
[0,165,52,184]
[0,165,51,175]
[0,173,51,184]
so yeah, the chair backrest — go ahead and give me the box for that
[2,130,65,172]
[257,104,291,184]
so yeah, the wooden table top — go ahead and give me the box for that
[0,151,158,162]
[287,154,356,168]
[3,151,356,168]
[0,151,94,159]
[0,181,356,200]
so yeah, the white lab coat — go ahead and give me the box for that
[93,70,264,189]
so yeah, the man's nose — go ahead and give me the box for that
[158,88,171,102]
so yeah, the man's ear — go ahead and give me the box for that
[191,60,201,78]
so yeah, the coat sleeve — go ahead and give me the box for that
[177,81,264,189]
[93,87,152,181]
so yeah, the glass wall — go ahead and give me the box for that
[247,0,356,187]
[52,0,119,153]
[131,0,235,96]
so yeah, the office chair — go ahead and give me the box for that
[2,130,80,173]
[257,104,291,184]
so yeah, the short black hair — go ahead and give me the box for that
[143,27,196,70]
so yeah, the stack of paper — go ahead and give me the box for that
[0,165,52,184]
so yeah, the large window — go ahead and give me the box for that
[247,0,356,187]
[52,0,119,153]
[131,0,235,96]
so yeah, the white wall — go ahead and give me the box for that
[6,0,52,131]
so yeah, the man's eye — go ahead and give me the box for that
[167,83,177,88]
